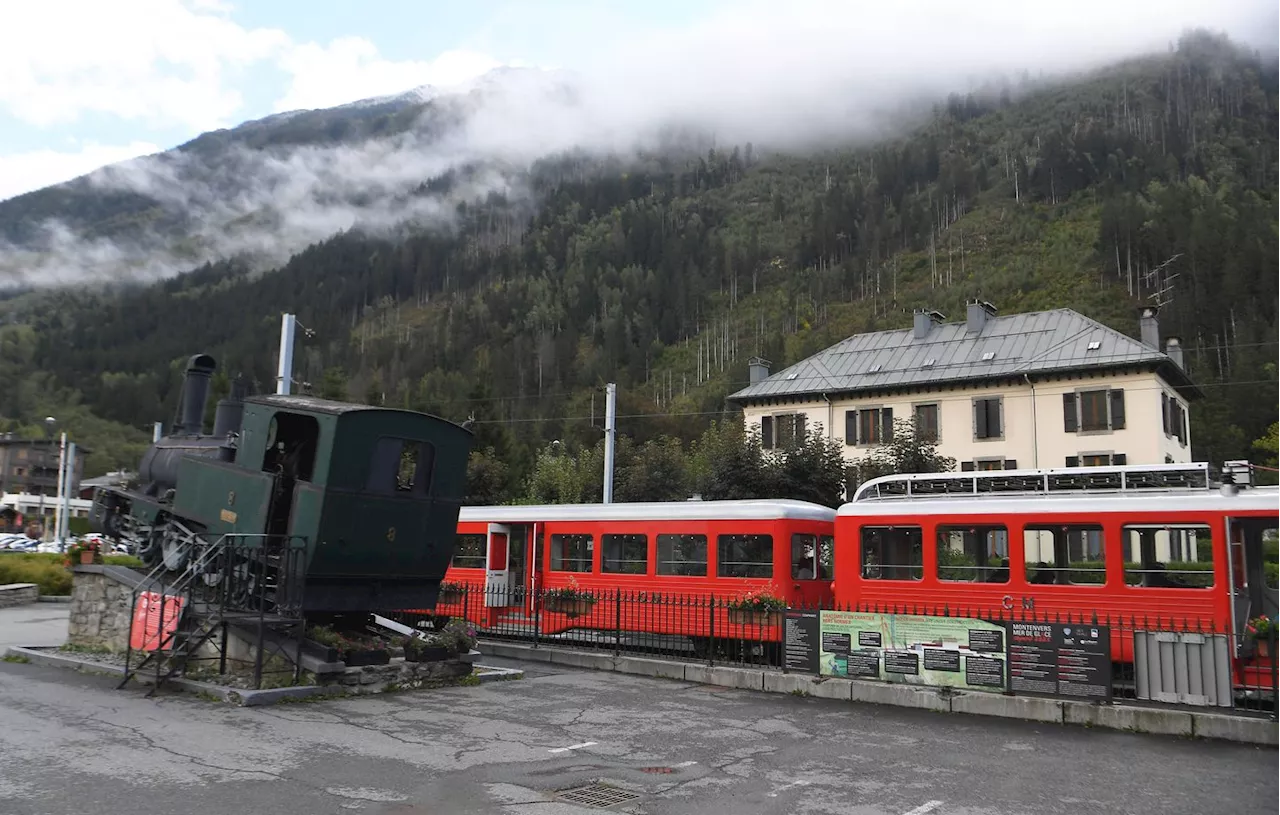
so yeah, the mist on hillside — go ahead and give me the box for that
[0,0,1275,288]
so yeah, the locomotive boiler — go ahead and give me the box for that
[90,353,475,612]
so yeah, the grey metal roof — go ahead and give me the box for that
[728,308,1199,404]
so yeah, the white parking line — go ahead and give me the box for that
[674,761,698,767]
[902,801,944,815]
[768,780,811,797]
[548,741,597,753]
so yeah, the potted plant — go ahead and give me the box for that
[1246,614,1278,658]
[64,539,100,567]
[437,581,465,605]
[402,634,450,663]
[726,586,785,627]
[543,577,596,617]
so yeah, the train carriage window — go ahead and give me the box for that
[1023,524,1105,585]
[602,533,648,574]
[452,534,487,569]
[656,534,708,576]
[1122,524,1214,588]
[717,534,773,578]
[861,526,923,581]
[792,534,835,579]
[368,437,436,496]
[550,534,592,572]
[936,525,1009,583]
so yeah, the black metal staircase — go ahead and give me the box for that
[117,534,308,694]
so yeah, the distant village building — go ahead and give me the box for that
[0,436,88,497]
[727,303,1197,473]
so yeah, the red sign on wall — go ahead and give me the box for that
[130,591,186,651]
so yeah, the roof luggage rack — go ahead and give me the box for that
[851,462,1213,502]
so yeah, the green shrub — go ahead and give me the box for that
[0,554,72,595]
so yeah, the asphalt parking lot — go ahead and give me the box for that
[1,643,1275,815]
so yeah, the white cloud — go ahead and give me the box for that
[0,1,290,132]
[273,41,509,112]
[0,141,160,201]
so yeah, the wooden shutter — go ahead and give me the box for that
[1109,389,1125,430]
[881,407,894,442]
[845,410,857,445]
[1065,456,1079,467]
[989,399,1002,437]
[1162,394,1170,434]
[1004,459,1018,470]
[1112,453,1127,465]
[974,400,988,439]
[961,461,975,471]
[761,416,774,449]
[1063,393,1078,432]
[796,414,807,444]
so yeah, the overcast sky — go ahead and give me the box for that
[0,0,1275,203]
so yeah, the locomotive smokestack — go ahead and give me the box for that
[177,354,217,435]
[213,374,247,438]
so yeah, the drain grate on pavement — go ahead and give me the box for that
[557,783,641,808]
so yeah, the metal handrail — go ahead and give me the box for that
[850,462,1213,502]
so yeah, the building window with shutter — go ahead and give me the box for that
[914,403,940,441]
[846,407,893,446]
[762,413,806,450]
[1063,387,1125,433]
[973,397,1003,440]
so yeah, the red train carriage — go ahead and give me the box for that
[834,462,1279,693]
[428,499,836,650]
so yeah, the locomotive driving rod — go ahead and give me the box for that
[371,614,429,640]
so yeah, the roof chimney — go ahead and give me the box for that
[1165,336,1184,369]
[913,309,946,339]
[966,300,997,334]
[748,357,772,385]
[1138,305,1159,350]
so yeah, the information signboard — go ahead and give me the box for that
[1007,621,1112,701]
[782,609,821,673]
[815,610,1008,693]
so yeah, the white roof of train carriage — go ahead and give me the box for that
[458,499,838,524]
[836,488,1280,518]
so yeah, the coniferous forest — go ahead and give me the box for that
[0,31,1275,498]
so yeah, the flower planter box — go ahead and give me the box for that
[727,608,781,627]
[437,589,464,605]
[79,550,95,565]
[544,596,596,617]
[404,645,451,663]
[342,649,390,667]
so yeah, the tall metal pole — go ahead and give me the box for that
[52,432,66,542]
[60,442,76,542]
[603,383,616,504]
[152,422,163,443]
[276,313,296,395]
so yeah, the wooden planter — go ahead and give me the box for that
[437,589,464,606]
[405,645,451,663]
[342,649,390,667]
[544,596,595,617]
[728,608,781,627]
[79,550,95,565]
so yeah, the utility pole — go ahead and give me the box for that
[276,313,297,395]
[603,383,617,504]
[153,422,163,443]
[60,442,75,542]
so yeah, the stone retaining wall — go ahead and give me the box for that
[67,571,134,652]
[320,656,473,694]
[0,583,39,607]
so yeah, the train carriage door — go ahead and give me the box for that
[484,523,512,608]
[1228,516,1280,644]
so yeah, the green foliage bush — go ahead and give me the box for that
[0,552,143,595]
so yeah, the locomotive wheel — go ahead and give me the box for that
[161,533,189,572]
[138,529,163,568]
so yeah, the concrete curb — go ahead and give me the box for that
[4,645,523,704]
[0,583,40,607]
[478,640,1279,747]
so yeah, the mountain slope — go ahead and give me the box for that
[1,31,1275,489]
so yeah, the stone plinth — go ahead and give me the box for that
[67,570,136,652]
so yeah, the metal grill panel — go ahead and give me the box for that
[1134,630,1233,707]
[557,784,641,808]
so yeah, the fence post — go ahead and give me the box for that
[708,595,716,667]
[614,590,622,657]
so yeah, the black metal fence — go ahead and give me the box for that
[393,583,1279,718]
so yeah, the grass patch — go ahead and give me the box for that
[2,653,31,663]
[0,552,144,596]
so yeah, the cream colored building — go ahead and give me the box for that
[727,303,1198,473]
